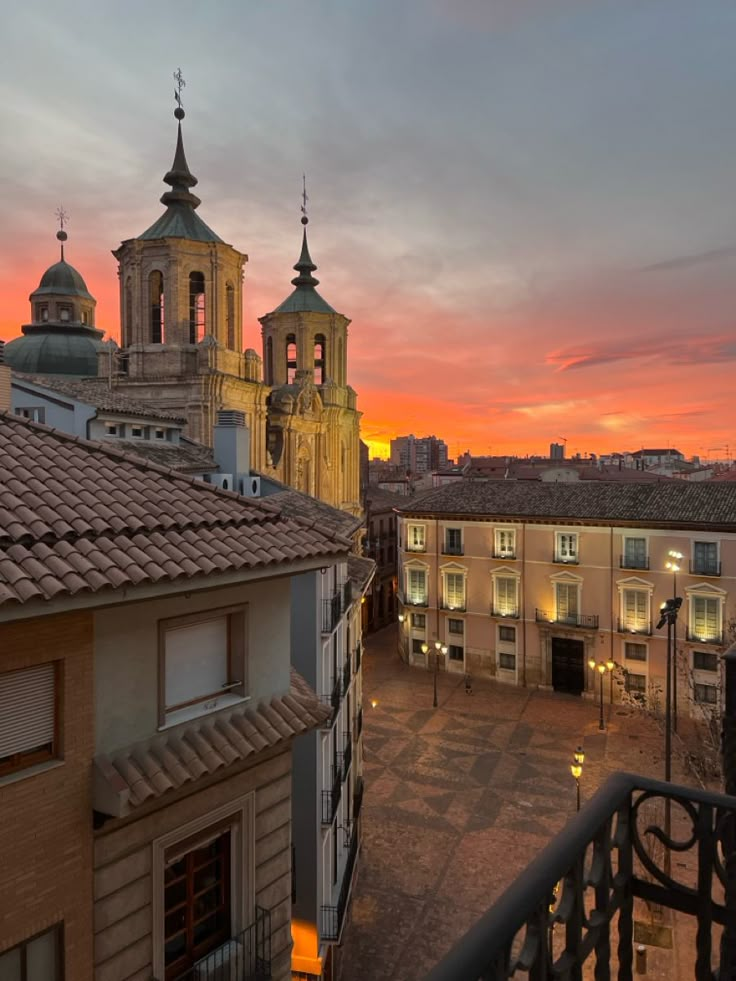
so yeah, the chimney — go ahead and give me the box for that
[213,410,250,476]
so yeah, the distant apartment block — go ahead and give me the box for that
[550,442,565,460]
[389,434,449,474]
[396,481,736,717]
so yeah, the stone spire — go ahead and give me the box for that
[160,74,201,210]
[290,218,320,290]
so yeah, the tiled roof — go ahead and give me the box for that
[397,479,736,528]
[347,554,376,594]
[0,414,350,608]
[365,486,409,510]
[114,437,215,473]
[94,668,329,815]
[264,483,363,539]
[14,375,187,422]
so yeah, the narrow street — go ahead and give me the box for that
[336,625,695,980]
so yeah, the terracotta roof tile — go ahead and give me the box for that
[0,414,351,608]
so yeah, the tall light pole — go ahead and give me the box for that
[665,550,683,733]
[588,658,614,731]
[421,640,447,708]
[570,745,584,811]
[656,597,682,783]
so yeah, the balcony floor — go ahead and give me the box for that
[334,624,703,981]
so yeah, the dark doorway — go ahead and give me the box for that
[551,637,585,695]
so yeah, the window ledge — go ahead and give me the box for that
[0,758,64,788]
[159,693,251,732]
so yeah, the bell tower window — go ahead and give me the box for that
[226,283,235,350]
[189,272,206,344]
[124,277,132,346]
[314,334,326,385]
[286,334,297,384]
[265,337,273,386]
[149,271,165,344]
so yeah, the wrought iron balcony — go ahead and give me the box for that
[491,606,519,619]
[425,772,736,981]
[353,775,364,820]
[342,658,351,695]
[354,643,362,672]
[320,824,359,942]
[322,591,342,634]
[343,735,352,779]
[492,550,517,560]
[535,609,599,630]
[441,601,466,613]
[552,552,579,565]
[619,553,650,570]
[617,617,653,636]
[687,628,724,645]
[341,579,353,611]
[174,906,271,980]
[406,543,427,553]
[354,706,363,741]
[690,559,722,577]
[321,763,342,824]
[405,595,429,608]
[320,677,341,726]
[442,544,464,556]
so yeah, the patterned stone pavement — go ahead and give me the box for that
[334,625,696,981]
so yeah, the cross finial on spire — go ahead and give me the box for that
[173,68,186,119]
[301,174,309,225]
[55,205,69,260]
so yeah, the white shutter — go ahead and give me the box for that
[165,617,228,710]
[0,663,55,759]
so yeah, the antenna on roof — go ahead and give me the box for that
[55,206,69,261]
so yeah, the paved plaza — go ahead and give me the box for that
[335,625,695,981]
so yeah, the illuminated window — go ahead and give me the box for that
[555,582,579,622]
[189,272,206,343]
[621,589,649,632]
[407,525,426,552]
[555,532,578,563]
[286,334,297,384]
[443,571,465,611]
[407,569,427,606]
[314,334,326,385]
[690,595,721,643]
[494,529,516,558]
[493,576,518,617]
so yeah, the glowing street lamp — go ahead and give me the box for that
[665,550,683,732]
[588,659,614,731]
[570,745,584,811]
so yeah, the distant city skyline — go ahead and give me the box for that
[3,1,736,459]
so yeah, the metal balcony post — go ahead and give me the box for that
[720,645,736,978]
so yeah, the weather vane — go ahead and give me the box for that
[55,206,69,259]
[173,68,186,116]
[301,174,309,225]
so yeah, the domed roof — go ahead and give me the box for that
[4,329,102,377]
[33,260,94,301]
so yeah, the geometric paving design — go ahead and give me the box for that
[335,625,693,981]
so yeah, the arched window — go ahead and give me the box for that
[124,277,132,346]
[149,271,164,344]
[265,337,273,386]
[226,283,235,350]
[189,272,206,343]
[337,337,344,385]
[286,334,297,384]
[314,334,326,385]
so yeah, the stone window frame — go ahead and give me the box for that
[151,792,255,981]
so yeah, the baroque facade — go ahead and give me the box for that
[108,103,361,514]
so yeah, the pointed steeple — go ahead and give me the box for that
[269,190,336,315]
[290,218,320,289]
[160,114,201,209]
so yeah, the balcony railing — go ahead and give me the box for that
[321,677,341,726]
[322,592,342,634]
[552,552,579,565]
[342,658,351,695]
[492,550,516,560]
[343,736,352,779]
[690,559,722,577]
[341,579,353,611]
[535,609,599,630]
[687,628,724,645]
[617,617,653,636]
[442,544,464,556]
[491,606,519,619]
[619,553,650,570]
[406,543,427,553]
[320,825,360,942]
[354,643,362,673]
[354,706,363,741]
[405,595,429,608]
[321,763,342,824]
[353,776,364,820]
[174,907,271,980]
[441,601,466,613]
[425,773,736,981]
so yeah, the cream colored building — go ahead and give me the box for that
[396,481,736,715]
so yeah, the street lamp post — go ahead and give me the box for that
[421,640,447,707]
[665,550,683,733]
[656,597,682,783]
[570,745,584,811]
[588,658,614,731]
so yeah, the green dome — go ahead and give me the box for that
[4,328,102,377]
[33,260,94,301]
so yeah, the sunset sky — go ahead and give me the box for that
[2,0,736,460]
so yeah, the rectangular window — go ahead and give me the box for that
[623,537,647,568]
[444,572,465,610]
[625,673,647,694]
[622,589,648,631]
[0,924,62,980]
[499,625,516,643]
[16,407,46,423]
[692,596,721,642]
[155,428,167,440]
[694,683,718,705]
[131,426,145,438]
[407,525,426,552]
[495,529,516,558]
[555,582,579,622]
[694,651,718,672]
[407,569,427,605]
[58,305,72,322]
[164,831,231,978]
[555,532,578,562]
[411,612,426,629]
[624,642,647,662]
[160,608,245,725]
[494,576,518,617]
[444,528,463,555]
[448,645,464,662]
[0,662,57,777]
[499,652,516,670]
[412,638,426,655]
[693,541,719,576]
[105,423,119,436]
[448,618,464,635]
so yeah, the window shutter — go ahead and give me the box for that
[0,663,55,759]
[165,617,229,710]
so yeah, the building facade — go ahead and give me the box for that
[389,434,449,474]
[396,481,736,716]
[362,487,402,633]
